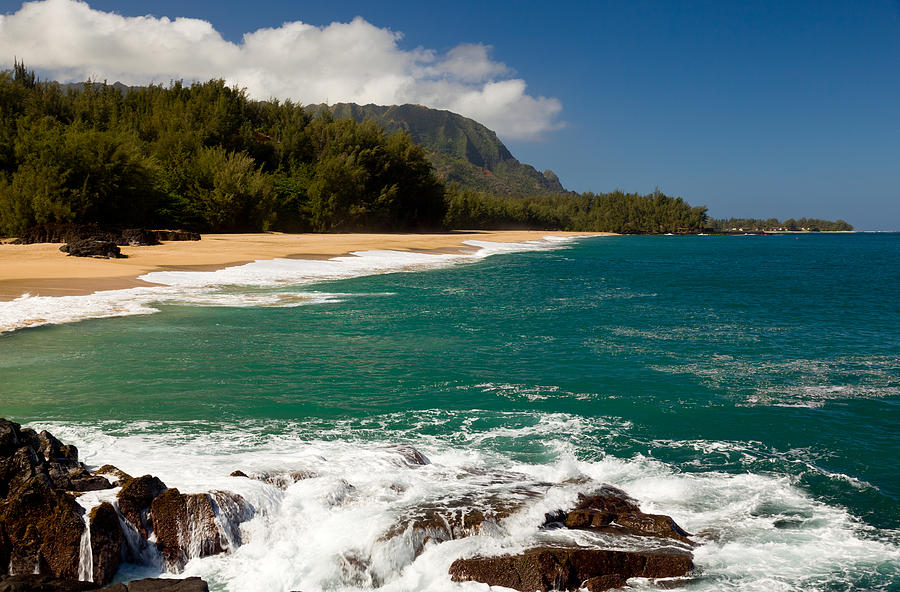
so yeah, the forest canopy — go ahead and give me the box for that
[0,64,848,237]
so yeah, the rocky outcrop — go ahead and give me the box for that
[59,240,124,259]
[550,485,693,544]
[87,504,123,585]
[115,476,166,539]
[449,547,693,592]
[12,224,199,246]
[0,420,91,580]
[0,575,209,591]
[150,490,251,572]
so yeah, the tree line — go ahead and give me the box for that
[708,217,853,232]
[1,63,716,236]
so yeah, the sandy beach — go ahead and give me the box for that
[0,231,610,301]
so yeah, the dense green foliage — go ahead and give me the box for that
[709,217,853,231]
[0,68,446,235]
[11,65,844,238]
[317,103,565,195]
[444,187,709,233]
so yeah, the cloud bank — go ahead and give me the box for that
[0,0,563,140]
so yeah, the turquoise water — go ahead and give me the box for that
[1,233,898,590]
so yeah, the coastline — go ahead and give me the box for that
[0,230,612,301]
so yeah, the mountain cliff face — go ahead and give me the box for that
[312,103,567,195]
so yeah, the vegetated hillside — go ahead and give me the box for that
[310,103,567,195]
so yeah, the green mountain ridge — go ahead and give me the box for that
[309,103,567,195]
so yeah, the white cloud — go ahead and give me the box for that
[0,0,563,140]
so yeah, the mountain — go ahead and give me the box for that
[311,103,567,195]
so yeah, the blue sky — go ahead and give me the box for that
[1,0,898,228]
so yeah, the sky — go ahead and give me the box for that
[1,0,898,229]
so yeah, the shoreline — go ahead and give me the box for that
[0,231,611,301]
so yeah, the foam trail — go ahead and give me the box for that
[0,236,584,334]
[33,415,900,592]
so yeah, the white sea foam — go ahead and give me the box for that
[0,236,582,334]
[32,414,900,592]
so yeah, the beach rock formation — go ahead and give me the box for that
[449,547,693,592]
[0,575,209,591]
[59,240,124,259]
[12,224,200,246]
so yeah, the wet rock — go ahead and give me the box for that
[245,470,317,490]
[88,503,123,586]
[559,487,693,545]
[0,575,209,591]
[448,546,693,592]
[0,420,86,580]
[0,573,97,591]
[92,467,131,488]
[59,240,124,259]
[116,476,167,539]
[1,475,84,580]
[228,471,247,478]
[150,489,251,572]
[583,574,628,591]
[383,445,430,467]
[116,230,159,247]
[110,577,208,592]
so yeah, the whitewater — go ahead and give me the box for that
[2,233,899,591]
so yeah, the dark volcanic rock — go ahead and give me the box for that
[88,503,123,586]
[92,467,131,488]
[116,476,167,539]
[560,487,693,544]
[117,229,159,247]
[0,575,209,591]
[59,240,124,259]
[152,230,200,242]
[449,546,693,592]
[150,489,251,572]
[383,445,430,467]
[11,224,115,245]
[0,420,86,580]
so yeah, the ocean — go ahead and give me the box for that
[1,233,898,591]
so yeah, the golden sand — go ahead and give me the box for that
[0,231,612,301]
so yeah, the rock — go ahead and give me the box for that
[0,574,97,591]
[150,489,251,572]
[116,230,159,247]
[1,475,85,579]
[383,445,430,467]
[0,420,86,580]
[116,476,167,539]
[583,574,628,591]
[0,575,209,591]
[244,470,317,490]
[59,240,124,259]
[92,467,131,488]
[152,231,200,242]
[228,471,247,478]
[448,546,693,592]
[111,577,208,592]
[11,224,115,245]
[88,503,123,586]
[560,488,693,544]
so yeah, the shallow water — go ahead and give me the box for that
[1,233,898,591]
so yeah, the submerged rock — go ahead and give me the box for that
[449,546,693,592]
